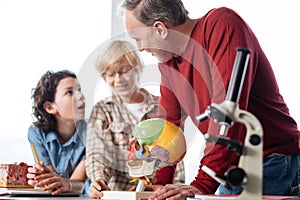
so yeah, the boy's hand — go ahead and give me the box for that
[88,180,110,199]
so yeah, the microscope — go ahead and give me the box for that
[196,48,263,199]
[126,48,263,199]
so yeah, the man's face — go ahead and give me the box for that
[123,9,173,63]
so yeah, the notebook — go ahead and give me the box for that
[101,191,152,200]
[0,187,81,197]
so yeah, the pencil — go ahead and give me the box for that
[31,144,48,188]
[31,145,40,163]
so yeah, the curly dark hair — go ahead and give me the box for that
[31,70,77,133]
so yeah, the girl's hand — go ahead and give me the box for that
[27,163,71,195]
[26,161,49,186]
[38,173,71,195]
[33,171,72,195]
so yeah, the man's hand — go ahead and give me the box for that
[148,184,201,200]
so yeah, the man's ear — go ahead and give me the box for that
[153,21,168,39]
[43,101,57,115]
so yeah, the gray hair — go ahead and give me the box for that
[120,0,189,26]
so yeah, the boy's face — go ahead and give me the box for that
[51,77,85,122]
[104,60,139,102]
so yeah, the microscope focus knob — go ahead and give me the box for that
[225,167,248,187]
[249,134,261,145]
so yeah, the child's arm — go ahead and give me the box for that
[67,160,87,193]
[34,160,87,195]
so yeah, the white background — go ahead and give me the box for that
[0,0,299,184]
[0,0,112,163]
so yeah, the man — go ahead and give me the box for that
[121,0,299,199]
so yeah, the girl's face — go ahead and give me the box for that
[104,61,139,102]
[51,77,85,122]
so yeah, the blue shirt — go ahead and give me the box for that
[27,119,87,178]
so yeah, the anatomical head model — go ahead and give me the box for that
[126,118,186,187]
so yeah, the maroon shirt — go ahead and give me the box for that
[155,7,299,194]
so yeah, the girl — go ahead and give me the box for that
[26,70,89,196]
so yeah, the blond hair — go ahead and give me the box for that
[96,40,144,76]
